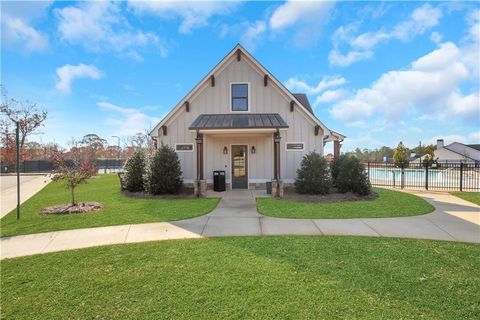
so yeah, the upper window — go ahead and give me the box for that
[231,83,248,111]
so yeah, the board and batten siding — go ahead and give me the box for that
[157,54,325,183]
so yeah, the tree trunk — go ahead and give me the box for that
[71,187,76,206]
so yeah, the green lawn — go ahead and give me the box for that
[257,187,434,219]
[450,192,480,206]
[0,174,219,237]
[1,237,479,319]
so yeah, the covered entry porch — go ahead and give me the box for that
[189,113,287,196]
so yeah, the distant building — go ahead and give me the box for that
[415,139,480,163]
[325,153,334,162]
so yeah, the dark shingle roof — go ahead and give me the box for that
[292,93,313,114]
[467,144,480,151]
[189,113,288,130]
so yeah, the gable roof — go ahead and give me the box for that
[467,144,480,151]
[150,44,342,139]
[442,146,477,161]
[292,93,313,114]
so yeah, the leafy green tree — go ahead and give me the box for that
[146,144,183,194]
[295,152,331,194]
[123,149,146,192]
[422,145,437,167]
[393,142,409,168]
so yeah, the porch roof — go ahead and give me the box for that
[189,113,288,131]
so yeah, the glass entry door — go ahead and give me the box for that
[231,145,248,189]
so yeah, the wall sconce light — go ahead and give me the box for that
[223,146,228,155]
[251,146,256,154]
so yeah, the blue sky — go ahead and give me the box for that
[1,1,479,152]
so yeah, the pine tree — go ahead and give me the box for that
[123,149,146,192]
[146,144,183,194]
[295,152,331,194]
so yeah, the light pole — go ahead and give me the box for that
[112,136,120,171]
[16,121,20,220]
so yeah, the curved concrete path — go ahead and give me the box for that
[0,174,51,218]
[1,189,479,260]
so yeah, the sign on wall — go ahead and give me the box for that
[285,142,304,151]
[175,144,194,152]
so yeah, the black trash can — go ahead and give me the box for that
[213,170,226,192]
[266,181,272,195]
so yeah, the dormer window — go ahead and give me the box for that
[231,83,249,112]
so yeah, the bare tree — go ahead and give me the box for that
[80,133,107,159]
[1,86,48,158]
[123,131,154,152]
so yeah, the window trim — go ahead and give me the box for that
[285,142,305,151]
[230,82,250,112]
[175,143,194,152]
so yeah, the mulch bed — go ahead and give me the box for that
[40,202,103,215]
[283,187,378,203]
[122,187,196,199]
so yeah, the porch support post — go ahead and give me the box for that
[334,140,341,158]
[195,131,205,197]
[273,129,283,198]
[273,130,281,180]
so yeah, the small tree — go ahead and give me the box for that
[334,156,371,195]
[422,145,437,167]
[295,152,331,195]
[146,144,183,194]
[123,149,146,192]
[393,141,409,168]
[50,150,96,206]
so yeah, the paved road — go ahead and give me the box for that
[1,189,479,260]
[0,175,51,218]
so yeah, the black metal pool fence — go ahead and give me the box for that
[364,161,480,191]
[1,159,126,174]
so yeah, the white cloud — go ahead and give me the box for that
[269,1,334,30]
[468,131,480,142]
[55,64,103,94]
[98,102,160,136]
[330,4,443,66]
[128,1,240,34]
[430,31,443,44]
[240,21,266,51]
[1,1,52,52]
[328,50,374,67]
[285,75,347,95]
[329,42,477,123]
[424,134,467,146]
[56,1,166,59]
[269,0,335,46]
[313,89,350,106]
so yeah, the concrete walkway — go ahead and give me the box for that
[1,189,479,260]
[0,174,51,218]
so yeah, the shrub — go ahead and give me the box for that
[333,155,371,196]
[330,154,348,184]
[123,149,146,192]
[146,144,183,194]
[295,152,331,195]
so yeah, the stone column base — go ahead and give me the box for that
[271,179,284,198]
[194,179,207,197]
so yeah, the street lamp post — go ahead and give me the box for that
[112,136,120,171]
[16,121,20,220]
